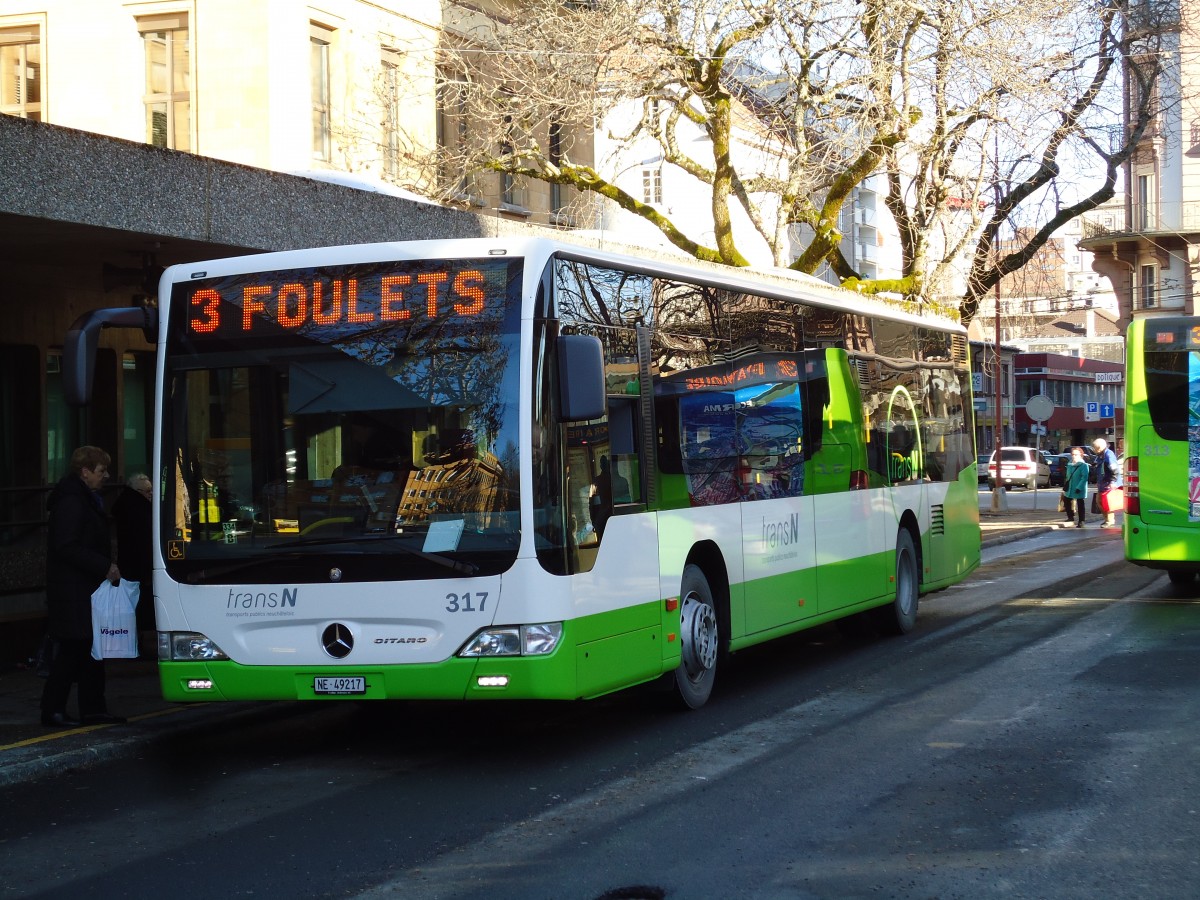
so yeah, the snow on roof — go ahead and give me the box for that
[287,170,440,205]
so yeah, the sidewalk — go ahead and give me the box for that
[0,502,1120,787]
[978,497,1119,546]
[0,654,230,787]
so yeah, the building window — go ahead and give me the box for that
[0,344,41,511]
[122,352,154,478]
[1140,264,1157,309]
[642,166,662,204]
[548,119,565,215]
[381,48,401,181]
[45,351,82,482]
[500,111,528,210]
[138,14,190,151]
[310,24,333,161]
[1137,173,1155,231]
[0,25,41,121]
[436,67,473,199]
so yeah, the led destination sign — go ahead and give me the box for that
[684,358,800,392]
[186,261,503,338]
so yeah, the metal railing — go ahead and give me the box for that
[1081,200,1200,239]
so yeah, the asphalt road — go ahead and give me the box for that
[2,531,1195,899]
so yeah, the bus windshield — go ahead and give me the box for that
[160,256,524,584]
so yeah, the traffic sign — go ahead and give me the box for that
[1100,403,1114,418]
[1085,401,1099,422]
[1025,394,1054,422]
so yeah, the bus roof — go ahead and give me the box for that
[161,236,965,334]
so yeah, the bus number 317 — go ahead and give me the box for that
[446,591,488,612]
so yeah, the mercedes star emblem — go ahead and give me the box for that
[321,622,354,658]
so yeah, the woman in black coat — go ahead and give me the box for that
[40,446,125,727]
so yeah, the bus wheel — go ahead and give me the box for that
[675,564,719,709]
[1167,569,1196,588]
[877,529,919,635]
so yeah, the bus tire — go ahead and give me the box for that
[876,528,919,635]
[1167,569,1196,588]
[674,564,719,709]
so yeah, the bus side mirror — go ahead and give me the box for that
[557,334,606,422]
[64,306,158,406]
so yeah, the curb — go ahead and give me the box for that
[0,729,150,788]
[981,525,1058,549]
[0,700,270,788]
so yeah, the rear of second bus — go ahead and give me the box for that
[1124,316,1200,585]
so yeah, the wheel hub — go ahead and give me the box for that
[679,592,718,675]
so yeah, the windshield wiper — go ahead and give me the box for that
[266,533,479,574]
[181,534,478,583]
[181,530,485,583]
[183,552,308,584]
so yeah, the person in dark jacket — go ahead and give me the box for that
[1091,437,1121,529]
[112,473,153,638]
[39,446,125,727]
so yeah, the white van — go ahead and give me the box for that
[986,447,1051,489]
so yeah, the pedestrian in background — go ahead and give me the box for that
[1091,437,1121,528]
[589,455,629,539]
[1063,446,1090,528]
[112,472,154,646]
[39,446,126,727]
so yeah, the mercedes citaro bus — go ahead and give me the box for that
[64,238,981,708]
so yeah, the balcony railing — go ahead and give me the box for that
[1081,200,1200,239]
[852,241,878,264]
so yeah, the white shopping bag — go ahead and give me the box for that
[90,579,140,660]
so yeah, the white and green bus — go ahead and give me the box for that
[1123,316,1200,585]
[66,238,980,708]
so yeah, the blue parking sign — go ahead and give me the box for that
[1086,401,1098,414]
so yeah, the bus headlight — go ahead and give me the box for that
[159,632,230,662]
[521,622,562,655]
[459,622,563,657]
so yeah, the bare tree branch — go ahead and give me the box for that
[408,0,1173,323]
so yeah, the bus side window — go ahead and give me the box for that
[737,377,804,500]
[607,395,640,505]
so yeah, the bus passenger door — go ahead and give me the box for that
[735,376,820,633]
[812,349,889,613]
[885,385,929,580]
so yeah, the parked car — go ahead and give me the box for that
[977,454,991,485]
[1044,451,1066,487]
[1055,449,1099,483]
[987,446,1051,489]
